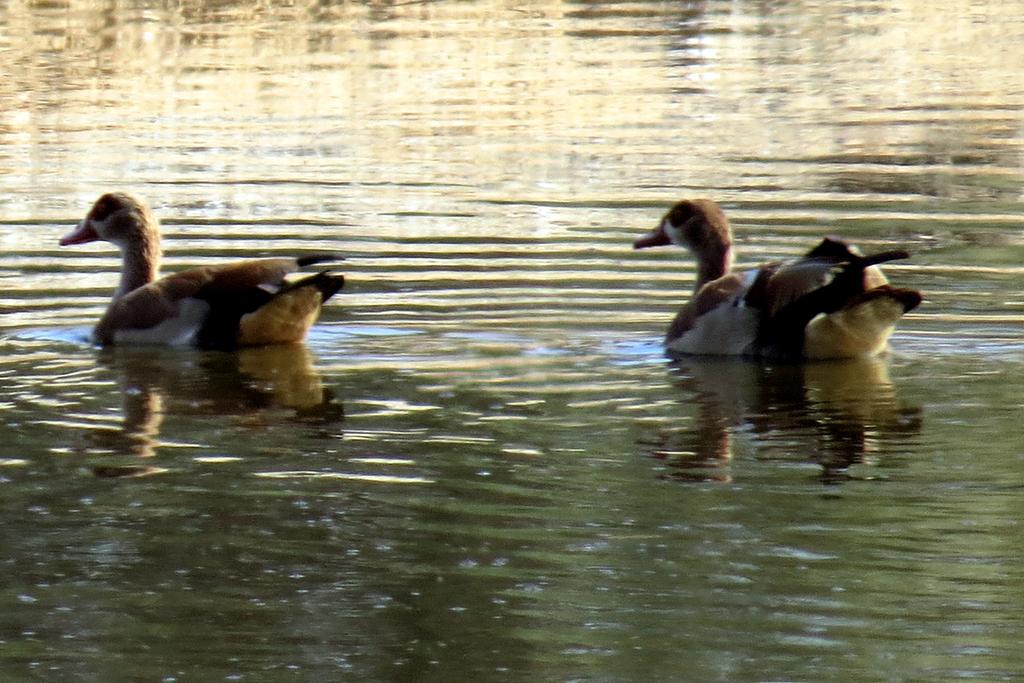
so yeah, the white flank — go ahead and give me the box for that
[112,298,211,346]
[667,299,759,356]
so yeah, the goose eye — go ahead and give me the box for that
[662,217,683,245]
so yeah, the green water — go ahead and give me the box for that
[2,1,1024,681]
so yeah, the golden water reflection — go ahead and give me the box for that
[3,0,1023,221]
[643,357,922,484]
[1,1,1023,679]
[82,344,343,473]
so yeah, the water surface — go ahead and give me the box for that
[2,1,1024,681]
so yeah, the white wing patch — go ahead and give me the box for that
[111,298,211,346]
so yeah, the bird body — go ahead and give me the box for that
[635,199,921,360]
[61,193,344,349]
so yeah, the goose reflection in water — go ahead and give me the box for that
[641,357,922,484]
[82,344,344,477]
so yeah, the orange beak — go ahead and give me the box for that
[59,221,100,246]
[633,223,671,249]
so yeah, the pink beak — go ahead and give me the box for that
[59,221,100,246]
[633,224,671,249]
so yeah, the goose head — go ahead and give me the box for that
[61,192,162,299]
[61,192,159,252]
[634,199,734,290]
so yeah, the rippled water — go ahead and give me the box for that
[2,1,1024,680]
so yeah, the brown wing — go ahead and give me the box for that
[92,258,308,344]
[201,258,307,293]
[766,251,896,319]
[666,272,749,343]
[763,260,837,317]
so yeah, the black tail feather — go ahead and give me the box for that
[285,270,345,303]
[804,236,857,261]
[804,238,911,268]
[296,254,344,268]
[860,249,910,267]
[755,248,914,359]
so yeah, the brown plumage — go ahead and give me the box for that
[61,192,344,349]
[634,199,922,359]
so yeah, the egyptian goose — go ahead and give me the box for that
[634,199,922,359]
[61,192,345,349]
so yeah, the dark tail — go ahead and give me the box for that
[846,285,922,314]
[297,254,344,268]
[804,238,910,269]
[293,255,345,304]
[783,249,911,321]
[756,249,913,358]
[859,249,910,268]
[285,270,345,303]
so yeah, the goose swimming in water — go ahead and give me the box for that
[634,199,922,359]
[61,192,345,349]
